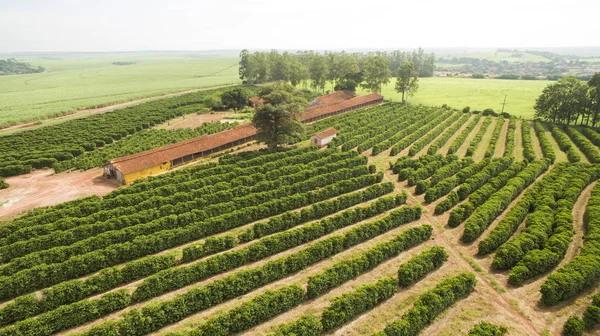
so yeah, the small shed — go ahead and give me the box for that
[311,128,338,147]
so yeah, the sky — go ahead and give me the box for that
[0,0,599,53]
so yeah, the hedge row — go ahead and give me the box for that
[580,127,600,148]
[468,321,508,335]
[447,115,482,155]
[398,246,448,286]
[321,277,398,331]
[465,116,493,156]
[381,272,477,336]
[563,293,600,336]
[565,126,600,163]
[132,193,407,302]
[461,159,550,242]
[0,178,6,189]
[541,181,600,305]
[0,172,383,301]
[478,165,565,256]
[503,117,516,157]
[271,315,323,336]
[522,121,537,162]
[456,158,514,201]
[427,114,471,155]
[0,161,370,273]
[552,125,582,163]
[424,159,492,204]
[1,146,325,239]
[408,113,461,156]
[0,290,130,336]
[391,153,442,175]
[430,157,468,186]
[446,160,523,225]
[492,163,592,271]
[306,224,431,299]
[389,111,454,156]
[0,254,177,327]
[181,285,305,336]
[484,116,505,158]
[508,164,600,286]
[533,121,556,162]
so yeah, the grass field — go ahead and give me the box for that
[361,77,548,119]
[0,52,241,127]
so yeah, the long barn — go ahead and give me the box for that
[105,92,383,184]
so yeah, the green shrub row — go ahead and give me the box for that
[79,209,423,336]
[321,277,398,331]
[468,321,508,335]
[465,116,493,156]
[389,111,454,156]
[132,193,406,302]
[427,114,471,155]
[484,117,505,158]
[492,164,586,270]
[408,113,461,156]
[306,224,431,299]
[381,272,477,336]
[563,293,600,336]
[508,165,600,286]
[271,315,323,336]
[181,285,305,336]
[447,115,482,155]
[461,159,550,242]
[565,126,600,163]
[425,158,493,206]
[429,157,469,186]
[552,125,582,163]
[477,165,565,256]
[521,121,537,162]
[0,173,382,301]
[580,127,600,148]
[533,121,556,162]
[0,178,6,189]
[456,158,514,201]
[541,181,600,304]
[398,246,448,286]
[391,154,441,175]
[503,117,516,157]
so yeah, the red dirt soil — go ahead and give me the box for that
[0,169,118,220]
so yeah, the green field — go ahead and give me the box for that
[0,52,241,127]
[361,77,548,118]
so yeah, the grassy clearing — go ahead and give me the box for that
[361,77,547,119]
[0,54,240,127]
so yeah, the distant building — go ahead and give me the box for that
[105,92,383,184]
[311,128,338,147]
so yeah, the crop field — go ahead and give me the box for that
[0,53,240,127]
[358,77,548,119]
[3,99,600,336]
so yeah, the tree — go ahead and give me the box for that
[535,76,590,124]
[221,88,250,111]
[361,56,391,94]
[288,58,309,87]
[238,49,253,82]
[589,73,600,127]
[252,83,308,149]
[309,55,328,92]
[395,61,419,103]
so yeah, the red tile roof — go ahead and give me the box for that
[110,123,257,175]
[313,128,338,139]
[109,92,383,176]
[314,90,355,106]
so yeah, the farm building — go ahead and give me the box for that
[308,90,355,107]
[311,128,338,147]
[105,91,383,184]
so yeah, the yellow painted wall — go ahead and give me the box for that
[123,162,171,184]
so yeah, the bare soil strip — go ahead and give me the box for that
[438,114,475,156]
[456,116,485,157]
[513,119,524,161]
[473,118,499,161]
[493,118,510,158]
[528,121,544,160]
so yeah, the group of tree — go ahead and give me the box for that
[239,48,434,92]
[0,59,44,75]
[534,73,600,126]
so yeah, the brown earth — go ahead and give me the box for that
[153,113,230,130]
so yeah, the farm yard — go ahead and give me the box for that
[3,90,600,336]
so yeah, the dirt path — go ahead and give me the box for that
[456,116,485,157]
[513,119,524,161]
[493,118,510,158]
[561,181,596,267]
[0,84,237,135]
[438,114,475,156]
[0,169,117,220]
[528,121,544,160]
[414,116,463,158]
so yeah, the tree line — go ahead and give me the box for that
[238,48,435,93]
[0,59,44,75]
[534,73,600,126]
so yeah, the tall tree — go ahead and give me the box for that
[535,76,591,124]
[360,56,391,94]
[395,61,419,103]
[238,49,256,83]
[589,73,600,127]
[221,87,250,111]
[288,58,309,87]
[335,54,362,91]
[252,83,308,149]
[309,55,328,92]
